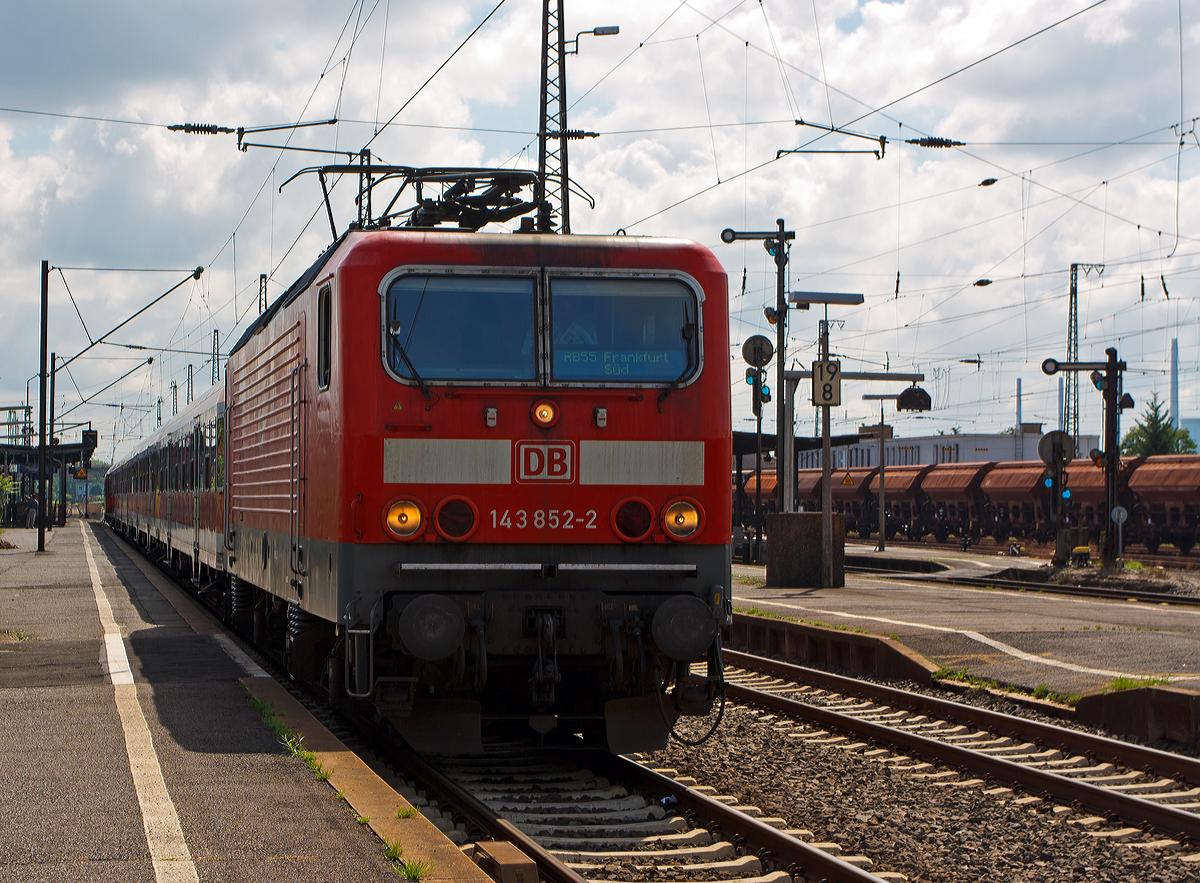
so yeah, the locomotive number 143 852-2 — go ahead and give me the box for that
[490,509,598,530]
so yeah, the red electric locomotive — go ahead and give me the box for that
[108,167,732,754]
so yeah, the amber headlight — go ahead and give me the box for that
[530,399,559,428]
[662,499,702,540]
[385,500,423,538]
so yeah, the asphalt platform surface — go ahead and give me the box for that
[0,521,400,882]
[734,544,1200,698]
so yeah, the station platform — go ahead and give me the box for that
[0,520,485,882]
[732,557,1200,701]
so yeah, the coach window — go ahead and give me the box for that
[385,275,536,382]
[317,284,332,390]
[549,277,698,383]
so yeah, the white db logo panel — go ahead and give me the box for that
[516,441,575,483]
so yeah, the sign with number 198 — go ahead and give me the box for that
[812,360,841,406]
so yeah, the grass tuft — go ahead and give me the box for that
[394,858,434,881]
[246,693,331,780]
[1124,560,1144,571]
[933,666,1081,706]
[1107,675,1170,692]
[356,814,371,825]
[395,805,421,819]
[736,606,869,635]
[0,629,31,642]
[384,839,404,862]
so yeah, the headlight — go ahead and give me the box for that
[434,497,478,541]
[611,497,654,542]
[662,499,702,540]
[530,399,559,428]
[385,500,423,538]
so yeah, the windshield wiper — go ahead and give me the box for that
[656,321,696,410]
[388,321,432,401]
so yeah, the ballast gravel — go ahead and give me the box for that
[650,705,1194,883]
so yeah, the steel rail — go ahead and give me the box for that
[593,753,884,883]
[725,649,1200,786]
[721,668,1200,842]
[929,573,1200,607]
[375,736,589,883]
[102,522,585,883]
[846,564,1200,607]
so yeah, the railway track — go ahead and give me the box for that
[110,522,891,882]
[722,648,1200,852]
[113,521,1200,879]
[845,535,1200,571]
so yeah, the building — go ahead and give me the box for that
[797,430,1100,470]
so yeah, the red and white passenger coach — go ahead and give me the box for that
[109,213,731,753]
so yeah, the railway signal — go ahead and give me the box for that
[1042,350,1129,563]
[742,334,775,564]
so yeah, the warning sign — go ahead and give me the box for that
[840,472,854,486]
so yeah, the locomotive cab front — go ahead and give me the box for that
[225,230,732,754]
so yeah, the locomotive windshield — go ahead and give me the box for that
[382,272,700,386]
[550,278,697,383]
[385,275,536,380]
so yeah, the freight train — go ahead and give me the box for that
[789,456,1200,553]
[106,168,732,754]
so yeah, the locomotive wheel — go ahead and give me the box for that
[1179,539,1195,557]
[1144,538,1160,554]
[934,524,949,543]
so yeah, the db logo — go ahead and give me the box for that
[516,441,575,483]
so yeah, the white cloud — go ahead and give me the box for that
[0,0,1196,458]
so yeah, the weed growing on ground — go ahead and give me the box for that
[1124,560,1144,570]
[933,666,1082,706]
[736,574,764,586]
[735,606,869,634]
[384,839,404,862]
[356,814,371,825]
[1107,675,1170,692]
[395,806,421,819]
[394,858,434,880]
[0,629,30,642]
[246,692,331,780]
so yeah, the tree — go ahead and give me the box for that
[1120,392,1196,456]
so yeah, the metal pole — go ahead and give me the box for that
[1102,347,1120,564]
[877,400,886,552]
[754,401,763,564]
[37,261,48,551]
[48,352,56,528]
[775,218,791,514]
[58,448,67,527]
[820,317,833,586]
[1067,263,1079,448]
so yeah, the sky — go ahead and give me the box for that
[0,0,1197,463]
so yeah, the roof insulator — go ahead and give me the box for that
[906,136,965,148]
[979,178,998,186]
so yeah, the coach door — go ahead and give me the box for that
[289,353,309,592]
[192,420,202,580]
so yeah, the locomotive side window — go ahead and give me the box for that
[385,275,535,381]
[550,277,698,383]
[317,284,332,390]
